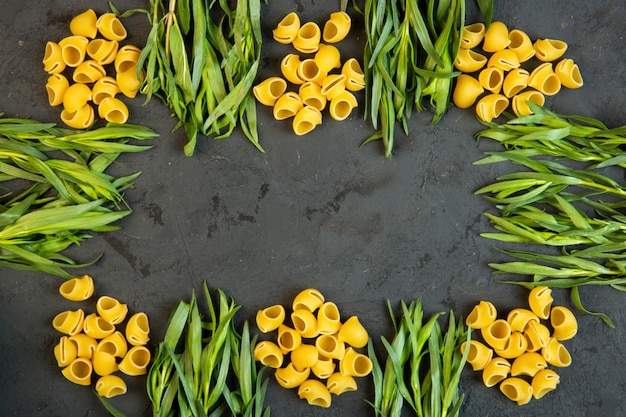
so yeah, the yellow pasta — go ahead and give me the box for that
[528,62,561,96]
[475,93,508,123]
[481,357,511,387]
[315,333,345,360]
[116,65,141,98]
[452,74,484,109]
[297,59,327,85]
[277,324,302,354]
[54,336,78,367]
[253,340,284,368]
[460,339,493,371]
[508,29,535,62]
[273,92,303,120]
[511,90,545,117]
[292,288,325,312]
[510,351,547,377]
[92,76,120,105]
[298,379,332,408]
[87,39,119,65]
[323,11,351,44]
[125,312,151,346]
[487,49,520,72]
[61,103,95,130]
[275,362,310,389]
[291,308,319,338]
[58,275,94,301]
[534,38,568,62]
[531,369,560,400]
[528,286,553,320]
[329,90,358,121]
[502,68,529,98]
[311,355,335,379]
[460,23,485,49]
[53,309,85,336]
[92,351,119,376]
[70,9,98,39]
[58,35,89,67]
[96,296,128,325]
[69,333,98,359]
[96,374,128,398]
[524,320,551,352]
[63,83,92,113]
[73,60,107,84]
[43,41,66,74]
[555,58,583,89]
[506,308,539,333]
[317,302,341,334]
[118,345,151,376]
[480,319,511,351]
[337,316,368,348]
[494,331,528,359]
[466,300,497,329]
[291,343,319,371]
[280,54,305,85]
[314,44,341,73]
[98,97,129,123]
[292,22,321,54]
[293,105,322,135]
[320,74,347,100]
[96,331,128,358]
[454,48,488,73]
[541,337,572,367]
[327,373,357,395]
[478,67,504,94]
[96,13,128,41]
[298,82,327,112]
[256,304,286,333]
[83,313,116,339]
[482,21,510,52]
[341,58,366,92]
[253,77,287,107]
[115,45,142,74]
[273,12,300,44]
[550,306,577,341]
[339,347,372,377]
[499,377,533,405]
[62,357,93,386]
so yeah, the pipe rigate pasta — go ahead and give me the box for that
[528,286,553,320]
[43,42,67,74]
[292,22,321,54]
[298,82,327,112]
[280,54,304,85]
[500,377,533,405]
[253,340,284,368]
[524,320,551,352]
[311,355,335,379]
[277,324,302,354]
[291,343,319,371]
[291,308,319,338]
[273,92,303,120]
[452,74,484,109]
[533,38,568,62]
[275,362,310,389]
[69,333,98,359]
[322,12,351,43]
[454,48,488,73]
[298,379,332,408]
[125,312,150,346]
[475,94,508,123]
[339,347,372,377]
[70,9,98,39]
[481,319,511,351]
[531,369,560,400]
[478,67,504,94]
[508,29,535,62]
[96,296,128,325]
[482,21,510,52]
[256,304,286,333]
[53,309,85,336]
[337,316,368,348]
[58,275,94,301]
[292,288,325,312]
[494,331,528,359]
[487,49,520,72]
[320,74,347,100]
[511,90,545,117]
[482,357,511,387]
[118,346,151,376]
[550,306,577,341]
[541,337,572,367]
[461,340,493,371]
[315,333,345,360]
[96,374,127,398]
[116,66,141,98]
[273,12,300,44]
[92,77,120,105]
[461,23,485,49]
[62,357,93,386]
[466,300,497,329]
[73,60,107,83]
[528,62,561,96]
[114,45,142,74]
[327,373,357,395]
[314,44,341,73]
[253,77,287,107]
[329,90,357,121]
[96,13,127,41]
[54,336,78,367]
[83,313,116,339]
[297,59,327,85]
[92,351,119,376]
[502,68,529,98]
[61,103,95,130]
[510,352,547,377]
[87,39,119,65]
[58,35,89,67]
[98,97,130,123]
[341,58,365,91]
[97,331,128,358]
[63,83,92,113]
[555,58,583,89]
[507,308,539,333]
[317,302,341,334]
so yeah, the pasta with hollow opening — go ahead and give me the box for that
[53,309,85,336]
[62,357,93,386]
[61,103,95,130]
[541,337,572,367]
[320,74,347,100]
[480,319,511,350]
[273,92,303,120]
[273,12,300,44]
[555,58,583,89]
[317,302,341,334]
[461,23,485,49]
[550,306,577,341]
[292,22,321,54]
[511,90,545,117]
[315,333,345,360]
[277,324,302,354]
[510,351,547,377]
[54,336,78,367]
[475,94,508,123]
[83,313,116,339]
[280,54,304,85]
[329,90,357,121]
[298,82,327,112]
[311,355,335,379]
[461,340,493,371]
[43,42,67,74]
[292,288,325,312]
[508,29,535,62]
[73,60,107,84]
[341,58,365,91]
[453,74,484,109]
[478,67,504,94]
[254,77,287,107]
[291,308,319,338]
[87,39,119,65]
[98,96,129,124]
[114,45,142,74]
[96,296,128,325]
[528,62,561,96]
[92,77,120,105]
[466,300,497,329]
[70,9,98,39]
[58,275,94,301]
[125,312,150,346]
[59,36,89,67]
[339,347,372,377]
[454,48,488,73]
[291,343,319,371]
[487,49,520,72]
[119,346,151,376]
[96,331,128,358]
[297,59,327,85]
[506,308,539,333]
[256,304,286,333]
[275,362,310,389]
[524,320,551,352]
[494,331,527,359]
[293,105,322,135]
[96,374,127,398]
[338,316,368,348]
[533,38,568,62]
[482,21,510,52]
[70,333,98,359]
[92,351,119,376]
[482,357,511,387]
[96,13,127,41]
[327,372,358,395]
[500,377,533,405]
[254,340,284,368]
[531,369,560,400]
[298,379,332,408]
[323,11,351,44]
[502,68,529,98]
[528,286,553,320]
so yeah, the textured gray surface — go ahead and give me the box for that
[1,0,626,416]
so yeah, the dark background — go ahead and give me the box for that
[1,1,625,416]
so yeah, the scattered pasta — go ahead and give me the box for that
[298,379,332,408]
[531,369,560,400]
[95,375,127,398]
[96,296,128,325]
[118,346,151,376]
[58,275,94,301]
[500,377,533,405]
[550,306,578,341]
[322,12,351,43]
[273,12,300,44]
[70,9,98,39]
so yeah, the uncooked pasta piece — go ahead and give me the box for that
[96,296,128,325]
[95,374,128,398]
[502,68,529,98]
[480,319,511,351]
[298,379,332,408]
[481,357,511,387]
[339,347,372,377]
[253,77,287,107]
[43,41,66,74]
[541,337,572,367]
[461,23,485,49]
[506,308,539,333]
[61,103,95,130]
[92,77,120,105]
[452,74,484,109]
[475,94,508,123]
[114,45,142,74]
[494,331,527,359]
[326,373,357,395]
[510,351,547,377]
[454,48,488,73]
[280,54,304,85]
[87,39,119,65]
[466,300,497,329]
[555,58,583,88]
[53,309,85,336]
[291,308,319,338]
[96,331,128,358]
[314,44,341,73]
[62,357,93,386]
[292,22,321,54]
[528,62,561,96]
[118,346,151,376]
[328,90,357,121]
[315,333,345,360]
[116,66,141,98]
[92,351,119,376]
[273,92,303,120]
[298,82,327,111]
[63,83,92,113]
[482,21,510,52]
[337,316,368,348]
[58,35,89,67]
[69,333,98,359]
[83,313,116,339]
[125,312,150,346]
[96,13,127,41]
[500,377,533,405]
[323,11,351,43]
[292,288,325,312]
[73,60,107,83]
[256,304,286,333]
[460,339,493,371]
[511,90,545,117]
[317,302,341,334]
[54,336,78,367]
[478,67,504,94]
[311,355,335,379]
[533,38,568,62]
[275,362,310,389]
[70,9,98,39]
[487,49,520,72]
[524,320,550,352]
[297,59,327,85]
[277,324,302,354]
[273,12,300,44]
[528,286,553,320]
[531,369,560,400]
[58,275,94,301]
[508,29,535,62]
[98,97,129,123]
[320,74,347,100]
[550,306,577,341]
[291,343,319,371]
[341,58,365,91]
[253,340,284,368]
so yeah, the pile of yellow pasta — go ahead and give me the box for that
[42,9,142,129]
[452,21,584,122]
[463,286,577,405]
[254,288,372,408]
[51,275,151,398]
[253,11,365,136]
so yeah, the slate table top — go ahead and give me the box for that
[1,1,625,416]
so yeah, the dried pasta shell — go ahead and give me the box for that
[475,94,508,123]
[118,346,151,376]
[460,23,485,49]
[511,351,547,378]
[280,54,304,85]
[83,313,116,339]
[58,35,89,67]
[500,377,533,405]
[96,374,127,398]
[550,306,577,341]
[487,49,520,72]
[291,343,319,371]
[297,59,327,86]
[460,339,493,371]
[320,74,347,100]
[454,48,487,73]
[341,58,365,91]
[512,90,545,117]
[256,304,286,333]
[125,312,150,346]
[315,44,341,73]
[317,302,342,334]
[555,58,583,89]
[541,337,572,367]
[63,83,92,113]
[531,369,560,400]
[253,77,287,107]
[277,324,302,354]
[502,68,529,98]
[298,379,332,408]
[534,38,568,62]
[299,82,327,112]
[478,67,504,94]
[273,92,303,120]
[96,13,127,41]
[528,286,553,320]
[92,351,119,376]
[291,308,319,338]
[69,333,98,359]
[58,275,94,301]
[292,288,325,312]
[62,357,93,386]
[482,357,510,387]
[528,62,561,96]
[275,362,310,389]
[494,331,528,359]
[466,300,497,329]
[61,103,95,130]
[315,333,345,360]
[293,105,322,135]
[116,65,141,98]
[96,296,128,325]
[53,309,85,336]
[338,316,368,348]
[292,22,321,54]
[329,90,357,121]
[327,373,357,395]
[508,29,535,62]
[87,39,119,66]
[524,320,551,352]
[43,41,66,74]
[508,309,541,333]
[92,76,120,105]
[73,60,107,83]
[452,74,484,109]
[273,12,300,44]
[482,21,510,52]
[70,9,98,39]
[480,319,511,351]
[97,331,128,358]
[311,355,335,379]
[115,45,142,74]
[323,11,351,43]
[54,336,78,367]
[98,97,129,124]
[254,340,284,368]
[339,347,372,377]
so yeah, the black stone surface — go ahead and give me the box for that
[1,1,625,416]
